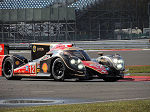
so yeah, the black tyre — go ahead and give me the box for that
[103,78,118,82]
[52,58,65,81]
[3,57,21,80]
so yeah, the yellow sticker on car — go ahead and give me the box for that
[33,45,36,52]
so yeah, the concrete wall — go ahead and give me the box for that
[0,7,75,23]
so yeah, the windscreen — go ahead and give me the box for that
[66,50,91,61]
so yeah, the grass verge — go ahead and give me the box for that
[125,65,150,76]
[0,99,150,112]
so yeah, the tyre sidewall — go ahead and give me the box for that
[52,58,65,81]
[3,57,14,80]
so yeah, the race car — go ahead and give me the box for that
[0,43,125,82]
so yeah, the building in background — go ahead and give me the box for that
[0,0,149,43]
[0,0,77,43]
[143,2,150,38]
[148,2,150,28]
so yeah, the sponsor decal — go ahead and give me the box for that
[82,61,108,74]
[26,66,29,71]
[15,61,20,65]
[37,68,40,73]
[89,64,103,69]
[0,45,2,52]
[33,45,36,52]
[89,63,107,73]
[43,55,50,60]
[42,63,48,73]
[37,48,44,51]
[37,64,40,68]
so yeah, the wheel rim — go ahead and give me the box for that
[53,61,65,78]
[4,61,13,76]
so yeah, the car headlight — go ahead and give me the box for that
[113,58,118,64]
[113,58,124,64]
[78,64,84,70]
[118,59,124,64]
[112,58,124,70]
[117,64,123,69]
[70,58,82,65]
[70,59,76,64]
[77,59,82,64]
[70,58,85,70]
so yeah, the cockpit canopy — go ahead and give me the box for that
[64,50,91,61]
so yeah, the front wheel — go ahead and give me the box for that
[52,58,65,81]
[3,57,21,80]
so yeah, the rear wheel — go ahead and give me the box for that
[3,57,21,80]
[52,58,65,81]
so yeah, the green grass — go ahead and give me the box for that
[125,65,150,76]
[128,73,150,76]
[0,99,150,112]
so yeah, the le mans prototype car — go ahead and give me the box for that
[0,43,125,82]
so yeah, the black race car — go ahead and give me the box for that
[0,43,125,81]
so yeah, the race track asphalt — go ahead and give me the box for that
[0,50,150,107]
[0,77,150,107]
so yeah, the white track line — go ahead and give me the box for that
[60,97,150,106]
[86,49,150,52]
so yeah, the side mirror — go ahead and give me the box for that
[98,52,104,56]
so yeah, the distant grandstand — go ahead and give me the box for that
[0,0,94,9]
[0,0,149,43]
[75,0,149,40]
[0,0,78,43]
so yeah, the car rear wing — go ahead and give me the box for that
[0,44,9,76]
[0,43,73,60]
[31,43,73,60]
[0,44,9,55]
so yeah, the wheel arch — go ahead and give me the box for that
[50,57,60,74]
[49,56,69,74]
[2,55,21,76]
[2,55,22,80]
[2,55,11,76]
